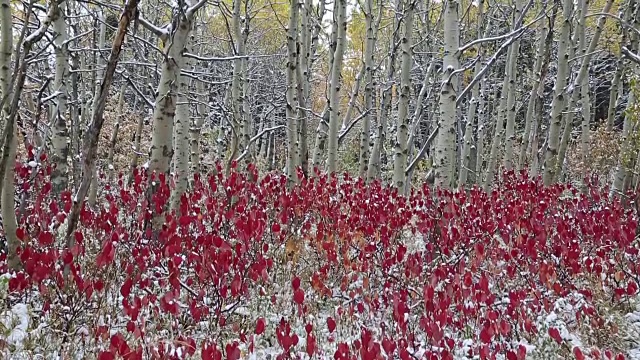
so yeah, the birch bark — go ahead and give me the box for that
[542,0,573,185]
[434,0,460,189]
[286,0,299,182]
[326,0,347,174]
[393,0,414,189]
[51,0,70,195]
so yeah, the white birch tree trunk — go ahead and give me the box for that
[474,81,487,181]
[518,9,551,170]
[607,60,623,131]
[366,0,396,182]
[285,0,299,182]
[190,79,206,177]
[327,0,347,174]
[149,18,192,177]
[51,0,70,195]
[358,0,377,178]
[542,0,573,185]
[0,0,19,270]
[393,0,414,189]
[502,0,523,171]
[484,49,512,191]
[434,0,460,189]
[170,43,193,211]
[297,0,311,175]
[231,0,244,157]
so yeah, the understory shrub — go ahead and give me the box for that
[1,158,639,360]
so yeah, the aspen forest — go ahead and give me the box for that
[5,0,640,358]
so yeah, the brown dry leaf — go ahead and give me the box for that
[285,236,301,264]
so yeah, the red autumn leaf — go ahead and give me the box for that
[255,318,266,335]
[382,338,395,356]
[293,288,305,304]
[38,231,54,246]
[573,347,585,360]
[306,334,316,356]
[272,223,281,233]
[120,278,133,298]
[292,276,301,290]
[548,327,563,344]
[231,275,242,297]
[479,326,492,344]
[518,344,527,360]
[225,342,241,360]
[327,317,336,333]
[202,342,222,360]
[98,351,115,360]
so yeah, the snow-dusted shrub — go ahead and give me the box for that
[1,159,638,360]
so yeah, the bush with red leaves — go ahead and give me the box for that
[1,159,639,360]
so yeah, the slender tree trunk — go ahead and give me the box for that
[434,0,460,189]
[327,0,347,174]
[393,0,414,189]
[0,0,9,123]
[458,0,485,187]
[612,99,637,196]
[542,0,573,185]
[285,0,299,182]
[128,69,149,186]
[149,19,192,177]
[484,48,513,191]
[2,127,18,269]
[530,101,541,178]
[190,78,206,177]
[519,6,554,170]
[231,0,244,152]
[51,0,70,196]
[88,11,107,206]
[474,81,488,181]
[107,83,127,181]
[70,53,81,186]
[170,43,193,211]
[311,0,335,173]
[502,0,524,171]
[0,0,18,270]
[297,0,311,176]
[367,0,400,181]
[340,66,365,140]
[607,60,623,131]
[217,86,231,161]
[358,0,376,178]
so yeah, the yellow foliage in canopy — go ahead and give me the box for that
[200,0,288,54]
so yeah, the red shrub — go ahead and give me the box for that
[1,162,638,359]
